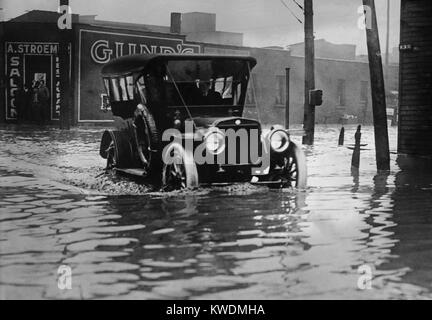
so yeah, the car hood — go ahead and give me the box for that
[191,117,261,129]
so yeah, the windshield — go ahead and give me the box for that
[159,59,250,107]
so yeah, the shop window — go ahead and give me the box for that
[275,75,285,105]
[360,80,368,102]
[337,79,346,106]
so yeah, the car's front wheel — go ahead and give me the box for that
[270,142,307,189]
[161,143,199,191]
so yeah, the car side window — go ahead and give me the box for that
[110,78,121,101]
[136,76,147,104]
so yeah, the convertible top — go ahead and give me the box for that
[101,54,257,77]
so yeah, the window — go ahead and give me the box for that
[245,74,257,106]
[275,75,285,105]
[110,78,121,101]
[221,76,233,99]
[126,76,134,99]
[336,79,346,106]
[103,78,110,96]
[360,81,368,102]
[136,76,147,104]
[107,76,135,102]
[119,77,129,101]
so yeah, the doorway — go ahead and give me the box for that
[24,55,52,123]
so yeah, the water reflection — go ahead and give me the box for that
[381,171,432,297]
[1,125,432,299]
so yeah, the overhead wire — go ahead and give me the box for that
[278,0,303,24]
[292,0,304,11]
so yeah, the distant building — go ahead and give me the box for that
[288,39,357,61]
[0,10,398,126]
[171,12,243,46]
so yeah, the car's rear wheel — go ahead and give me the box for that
[133,105,160,175]
[162,143,199,191]
[106,140,117,169]
[104,131,133,170]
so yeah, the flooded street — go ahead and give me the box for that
[1,125,432,299]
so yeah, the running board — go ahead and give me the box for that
[250,180,284,185]
[115,168,147,177]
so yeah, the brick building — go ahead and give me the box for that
[0,10,399,126]
[397,0,432,166]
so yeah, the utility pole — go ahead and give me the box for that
[385,0,390,83]
[302,0,316,145]
[362,0,390,171]
[285,67,290,129]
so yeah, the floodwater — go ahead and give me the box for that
[1,124,432,300]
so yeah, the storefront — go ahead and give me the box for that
[75,27,200,123]
[0,18,66,124]
[0,11,201,126]
[4,41,62,122]
[1,10,399,127]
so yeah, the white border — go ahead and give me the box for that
[77,29,201,123]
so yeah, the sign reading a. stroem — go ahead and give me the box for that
[78,29,201,122]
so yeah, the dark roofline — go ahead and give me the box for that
[287,38,356,48]
[101,54,257,77]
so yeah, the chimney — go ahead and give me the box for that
[170,12,181,34]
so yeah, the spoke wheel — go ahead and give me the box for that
[271,142,307,189]
[133,105,160,177]
[106,141,118,170]
[102,130,133,170]
[165,162,187,190]
[162,143,199,191]
[134,115,152,170]
[280,154,298,187]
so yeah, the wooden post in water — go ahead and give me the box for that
[302,0,316,145]
[285,68,290,129]
[351,125,362,169]
[362,0,390,171]
[338,127,345,146]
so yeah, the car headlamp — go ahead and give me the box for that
[205,129,225,155]
[269,130,290,153]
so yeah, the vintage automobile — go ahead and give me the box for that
[99,54,307,190]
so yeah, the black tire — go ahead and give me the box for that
[162,143,199,191]
[133,104,161,176]
[105,130,133,169]
[269,142,307,189]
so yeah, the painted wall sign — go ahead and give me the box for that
[90,39,198,64]
[6,43,59,55]
[4,42,61,121]
[78,29,201,122]
[5,54,23,119]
